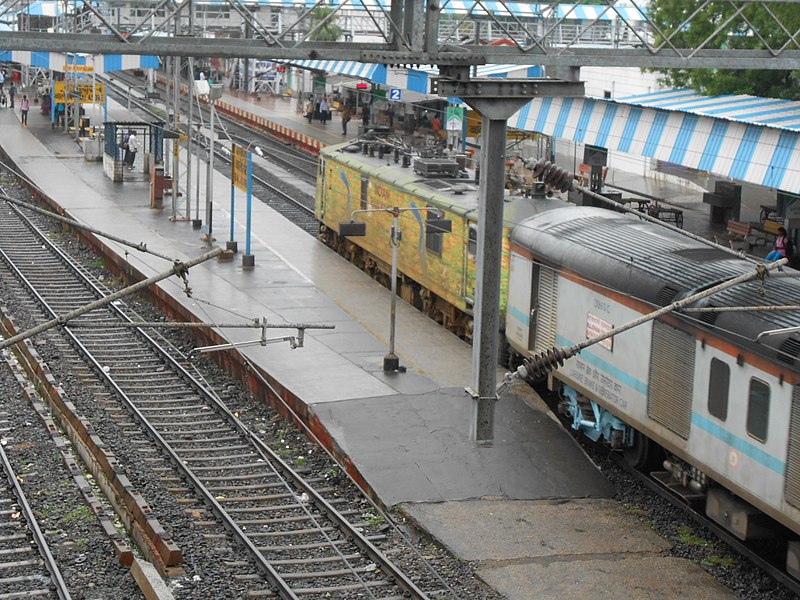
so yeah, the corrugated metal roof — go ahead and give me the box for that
[510,93,800,192]
[0,51,159,73]
[289,60,541,94]
[619,89,800,132]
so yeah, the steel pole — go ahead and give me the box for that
[384,211,400,371]
[171,56,180,217]
[194,123,201,227]
[469,116,507,446]
[242,150,255,268]
[205,102,215,242]
[186,58,194,220]
[229,169,236,245]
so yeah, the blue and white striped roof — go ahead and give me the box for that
[291,60,541,93]
[509,95,800,192]
[0,51,159,74]
[619,89,800,132]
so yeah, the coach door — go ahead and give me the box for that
[532,265,558,354]
[784,386,800,509]
[648,321,695,439]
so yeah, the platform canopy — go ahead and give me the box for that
[0,51,160,74]
[619,89,800,132]
[290,60,542,94]
[509,91,800,193]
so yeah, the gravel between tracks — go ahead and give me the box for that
[0,353,142,599]
[570,409,797,600]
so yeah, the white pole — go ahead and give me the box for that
[205,102,215,241]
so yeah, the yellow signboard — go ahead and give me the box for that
[64,64,93,73]
[53,81,105,104]
[232,144,248,192]
[466,110,481,137]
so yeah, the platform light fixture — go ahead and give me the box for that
[202,83,224,244]
[340,207,451,372]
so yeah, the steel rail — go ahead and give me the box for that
[1,192,431,599]
[102,74,317,219]
[1,194,177,263]
[0,435,72,600]
[606,450,800,597]
[0,200,301,599]
[103,73,319,181]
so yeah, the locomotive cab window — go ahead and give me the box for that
[468,224,478,257]
[360,176,369,210]
[707,358,730,421]
[426,209,444,256]
[746,378,770,443]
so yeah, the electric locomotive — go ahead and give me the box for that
[315,138,565,341]
[506,205,800,576]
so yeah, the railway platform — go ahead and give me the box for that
[0,95,738,599]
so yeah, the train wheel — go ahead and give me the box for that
[623,431,664,472]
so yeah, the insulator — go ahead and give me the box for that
[531,158,551,179]
[521,346,569,379]
[528,159,574,192]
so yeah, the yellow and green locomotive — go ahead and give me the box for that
[315,139,564,341]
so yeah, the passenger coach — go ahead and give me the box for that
[506,205,800,576]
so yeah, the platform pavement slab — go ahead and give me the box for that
[402,499,738,600]
[478,556,737,600]
[310,382,613,506]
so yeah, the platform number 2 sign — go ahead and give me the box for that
[389,88,402,101]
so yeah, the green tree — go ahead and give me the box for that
[308,7,342,42]
[648,0,800,99]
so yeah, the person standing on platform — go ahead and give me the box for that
[361,102,370,128]
[125,130,139,170]
[340,103,352,136]
[319,97,330,125]
[305,98,314,123]
[431,113,442,137]
[8,83,16,108]
[19,95,28,127]
[0,70,6,92]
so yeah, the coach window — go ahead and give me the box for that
[468,224,478,257]
[360,176,369,210]
[746,378,770,443]
[707,358,730,421]
[426,209,444,256]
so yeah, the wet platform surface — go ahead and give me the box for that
[0,85,738,599]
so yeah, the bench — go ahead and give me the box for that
[622,198,650,212]
[647,205,684,229]
[760,205,778,222]
[753,218,784,246]
[714,220,752,249]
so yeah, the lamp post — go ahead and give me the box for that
[340,207,451,372]
[230,141,263,267]
[202,82,223,243]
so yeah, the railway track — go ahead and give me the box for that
[102,74,319,235]
[0,416,71,599]
[536,386,800,598]
[0,197,446,598]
